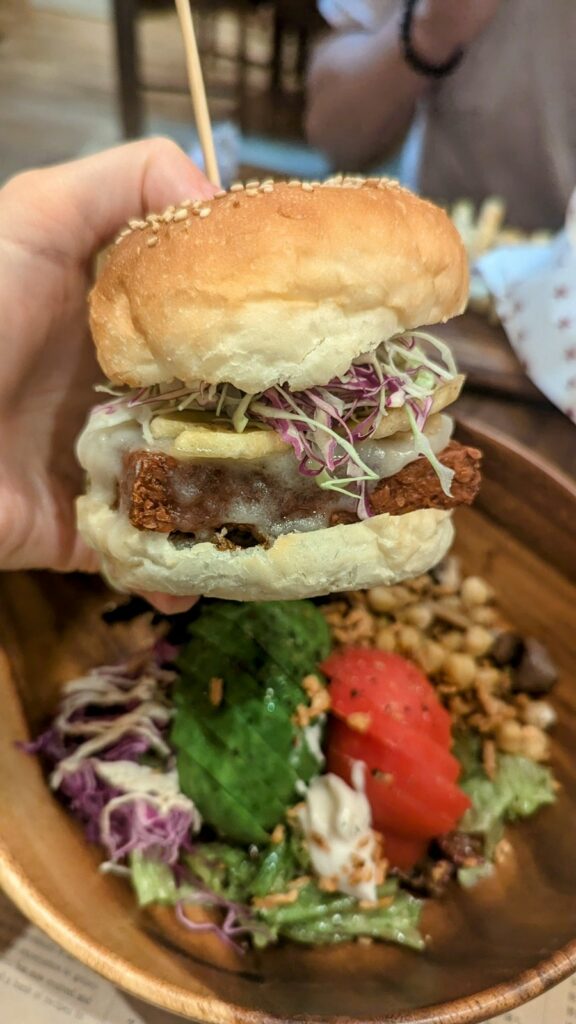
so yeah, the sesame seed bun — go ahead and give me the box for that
[90,177,468,394]
[76,491,454,602]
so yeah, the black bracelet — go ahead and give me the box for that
[400,0,464,78]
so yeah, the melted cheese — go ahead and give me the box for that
[78,402,453,535]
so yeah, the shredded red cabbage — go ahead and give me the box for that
[98,330,457,518]
[58,763,121,843]
[101,799,196,865]
[175,878,273,954]
[23,646,200,871]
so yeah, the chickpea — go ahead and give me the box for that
[475,666,501,689]
[461,576,494,608]
[397,625,421,655]
[496,720,549,761]
[521,700,557,731]
[417,640,445,675]
[441,630,464,652]
[443,652,477,689]
[367,585,412,614]
[402,603,434,630]
[464,625,494,657]
[470,605,499,627]
[375,626,397,652]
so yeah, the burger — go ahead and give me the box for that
[77,176,481,601]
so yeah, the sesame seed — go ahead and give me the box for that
[147,213,160,223]
[180,199,192,207]
[151,222,160,232]
[261,184,274,193]
[288,179,300,187]
[162,210,174,223]
[128,218,146,229]
[214,189,227,198]
[199,207,211,218]
[261,178,274,187]
[173,208,189,221]
[245,187,258,197]
[118,227,131,237]
[246,179,260,188]
[301,182,314,192]
[146,235,159,247]
[230,182,244,192]
[311,180,321,187]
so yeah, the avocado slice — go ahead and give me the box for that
[177,750,268,845]
[172,712,288,828]
[172,600,330,846]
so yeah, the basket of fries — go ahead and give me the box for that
[447,198,551,323]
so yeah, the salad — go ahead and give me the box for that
[26,558,558,952]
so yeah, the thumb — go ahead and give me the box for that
[2,138,216,262]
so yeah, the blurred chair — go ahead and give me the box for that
[271,0,324,89]
[0,0,28,39]
[111,0,324,139]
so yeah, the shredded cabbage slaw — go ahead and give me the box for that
[98,331,457,519]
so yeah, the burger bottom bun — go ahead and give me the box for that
[77,495,454,601]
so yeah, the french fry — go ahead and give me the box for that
[447,196,551,324]
[450,199,476,250]
[473,197,506,256]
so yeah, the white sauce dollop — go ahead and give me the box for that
[297,773,381,902]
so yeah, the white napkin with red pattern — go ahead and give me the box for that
[476,189,576,423]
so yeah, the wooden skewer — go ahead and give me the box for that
[174,0,221,188]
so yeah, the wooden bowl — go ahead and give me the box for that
[0,421,575,1024]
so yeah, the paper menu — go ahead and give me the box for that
[0,892,574,1024]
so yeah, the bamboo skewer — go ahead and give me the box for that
[174,0,221,188]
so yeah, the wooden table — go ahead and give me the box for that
[441,313,576,481]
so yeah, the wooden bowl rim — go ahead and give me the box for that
[1,418,575,1024]
[456,415,576,499]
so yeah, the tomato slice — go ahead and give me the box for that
[329,719,469,823]
[328,722,470,839]
[381,834,429,872]
[328,746,452,839]
[322,648,452,746]
[330,702,460,782]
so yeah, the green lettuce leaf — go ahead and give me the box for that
[455,733,556,858]
[175,838,425,950]
[257,879,424,949]
[129,850,179,907]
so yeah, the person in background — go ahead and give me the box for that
[0,139,211,611]
[306,0,576,231]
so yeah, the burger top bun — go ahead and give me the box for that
[91,177,468,395]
